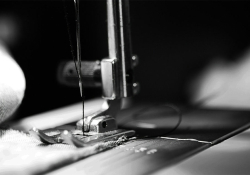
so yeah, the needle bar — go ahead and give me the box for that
[74,0,84,129]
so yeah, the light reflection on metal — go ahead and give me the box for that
[103,0,134,99]
[81,0,135,133]
[29,127,135,147]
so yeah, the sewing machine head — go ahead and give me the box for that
[74,0,138,134]
[29,0,138,146]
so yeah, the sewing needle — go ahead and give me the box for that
[74,0,84,128]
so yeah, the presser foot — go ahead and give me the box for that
[29,127,135,148]
[28,99,136,147]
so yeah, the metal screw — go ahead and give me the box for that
[132,55,139,68]
[133,82,140,95]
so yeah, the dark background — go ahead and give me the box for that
[0,0,250,119]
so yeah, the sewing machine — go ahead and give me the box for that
[29,0,139,147]
[6,0,250,174]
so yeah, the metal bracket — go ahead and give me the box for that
[76,99,121,133]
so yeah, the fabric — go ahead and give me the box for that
[0,43,26,124]
[0,129,124,175]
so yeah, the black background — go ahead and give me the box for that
[0,0,250,119]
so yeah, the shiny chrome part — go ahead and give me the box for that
[132,55,139,68]
[29,127,63,144]
[58,55,137,88]
[103,0,134,99]
[29,127,135,148]
[133,82,140,95]
[61,129,135,148]
[61,130,86,147]
[76,99,121,133]
[101,58,116,99]
[89,116,117,133]
[76,0,135,133]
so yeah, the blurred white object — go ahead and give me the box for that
[190,49,250,109]
[0,14,19,47]
[0,42,26,123]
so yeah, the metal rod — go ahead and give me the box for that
[107,0,133,98]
